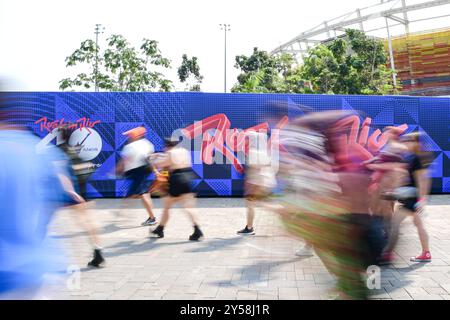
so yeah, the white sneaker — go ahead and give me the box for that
[296,245,314,257]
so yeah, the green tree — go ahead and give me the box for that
[231,47,309,93]
[301,29,399,95]
[59,34,172,92]
[177,54,203,91]
[232,30,399,95]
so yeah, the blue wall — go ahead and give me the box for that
[3,92,449,197]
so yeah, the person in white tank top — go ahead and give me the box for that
[150,138,203,241]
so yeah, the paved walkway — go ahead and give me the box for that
[39,196,450,300]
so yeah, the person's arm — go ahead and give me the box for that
[152,152,172,171]
[53,159,85,203]
[116,146,130,175]
[116,159,125,175]
[57,173,85,203]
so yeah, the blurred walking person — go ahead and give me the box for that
[150,138,203,241]
[276,110,374,299]
[364,127,408,264]
[381,132,433,264]
[0,98,66,299]
[237,131,277,236]
[56,125,105,268]
[116,127,157,226]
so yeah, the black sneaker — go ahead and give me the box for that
[237,226,255,235]
[88,249,105,268]
[141,217,157,226]
[150,225,164,238]
[189,226,204,241]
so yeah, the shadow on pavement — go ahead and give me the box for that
[104,239,189,258]
[186,236,246,253]
[49,223,143,240]
[208,257,301,288]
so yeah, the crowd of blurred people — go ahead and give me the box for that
[271,110,433,299]
[1,85,433,300]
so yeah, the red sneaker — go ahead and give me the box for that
[410,251,432,262]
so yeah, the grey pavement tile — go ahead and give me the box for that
[257,291,278,300]
[278,287,299,300]
[236,290,258,300]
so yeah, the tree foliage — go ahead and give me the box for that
[231,48,308,93]
[177,54,203,91]
[59,34,172,92]
[232,29,399,95]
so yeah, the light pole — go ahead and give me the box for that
[94,24,105,92]
[220,24,231,93]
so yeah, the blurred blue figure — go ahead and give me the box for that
[0,101,67,298]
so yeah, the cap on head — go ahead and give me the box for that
[123,126,146,140]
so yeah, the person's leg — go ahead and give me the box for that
[246,199,256,229]
[70,200,105,267]
[118,171,138,219]
[72,202,101,248]
[160,196,175,226]
[384,206,408,253]
[151,196,175,238]
[236,198,256,235]
[179,193,203,241]
[237,181,258,235]
[140,193,156,219]
[412,213,430,252]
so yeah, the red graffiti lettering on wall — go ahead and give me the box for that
[35,117,101,133]
[182,114,289,173]
[330,115,408,166]
[181,113,408,173]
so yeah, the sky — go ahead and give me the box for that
[0,0,447,92]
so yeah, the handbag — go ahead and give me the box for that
[148,170,169,196]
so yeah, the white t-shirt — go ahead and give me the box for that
[246,148,277,188]
[121,139,154,172]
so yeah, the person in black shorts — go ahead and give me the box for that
[381,132,432,264]
[150,138,203,241]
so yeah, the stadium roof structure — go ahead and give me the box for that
[271,0,450,60]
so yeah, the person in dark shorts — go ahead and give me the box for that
[116,127,157,226]
[150,138,203,241]
[381,132,432,263]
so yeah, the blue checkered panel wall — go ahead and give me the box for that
[3,92,449,197]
